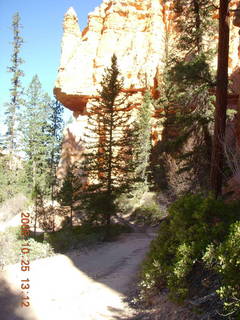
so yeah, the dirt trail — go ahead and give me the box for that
[0,230,156,320]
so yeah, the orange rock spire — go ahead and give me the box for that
[54,0,174,113]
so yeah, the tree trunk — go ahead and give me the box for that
[210,0,229,198]
[70,205,73,228]
[34,198,38,239]
[106,105,114,227]
[193,0,202,53]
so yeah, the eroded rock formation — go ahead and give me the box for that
[55,0,240,187]
[55,0,176,177]
[54,1,175,113]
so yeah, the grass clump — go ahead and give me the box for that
[140,194,240,307]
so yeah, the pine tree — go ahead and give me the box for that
[31,183,45,237]
[57,165,75,228]
[132,92,153,193]
[21,75,51,191]
[155,1,216,192]
[0,12,26,201]
[48,99,64,203]
[4,12,24,160]
[173,0,216,55]
[82,54,134,226]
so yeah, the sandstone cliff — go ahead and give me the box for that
[54,0,240,113]
[54,0,176,114]
[55,0,240,185]
[55,0,176,176]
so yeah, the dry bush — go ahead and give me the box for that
[28,201,72,232]
[36,205,70,232]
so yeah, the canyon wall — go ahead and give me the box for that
[55,0,176,177]
[54,0,240,182]
[54,0,175,113]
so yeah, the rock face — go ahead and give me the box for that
[55,0,175,177]
[54,1,240,113]
[54,0,174,113]
[55,0,240,183]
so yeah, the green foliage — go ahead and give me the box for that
[173,0,216,54]
[0,226,54,268]
[4,12,24,155]
[116,92,153,213]
[20,75,63,197]
[80,190,117,226]
[31,183,46,235]
[203,221,240,317]
[82,54,135,225]
[0,156,29,203]
[57,165,75,207]
[57,164,82,227]
[153,0,216,193]
[140,194,240,303]
[44,223,132,252]
[133,92,153,184]
[130,197,164,225]
[155,53,215,193]
[21,75,49,190]
[169,53,214,88]
[27,238,54,260]
[47,99,64,200]
[226,109,238,121]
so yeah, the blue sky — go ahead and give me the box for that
[0,0,102,125]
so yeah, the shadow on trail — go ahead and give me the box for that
[0,278,25,320]
[0,231,155,320]
[64,231,154,295]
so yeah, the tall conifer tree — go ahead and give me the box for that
[155,1,216,191]
[174,0,216,55]
[48,99,64,202]
[21,75,50,190]
[82,54,134,226]
[132,92,153,192]
[5,12,24,159]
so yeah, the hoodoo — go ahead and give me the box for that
[54,0,175,114]
[54,0,240,179]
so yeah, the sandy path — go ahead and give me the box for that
[0,230,155,320]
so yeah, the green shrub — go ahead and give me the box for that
[203,221,240,317]
[0,223,131,268]
[80,192,118,225]
[28,238,54,260]
[119,191,164,225]
[131,200,164,225]
[0,158,31,205]
[44,223,132,253]
[140,194,240,302]
[0,227,21,268]
[0,226,54,268]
